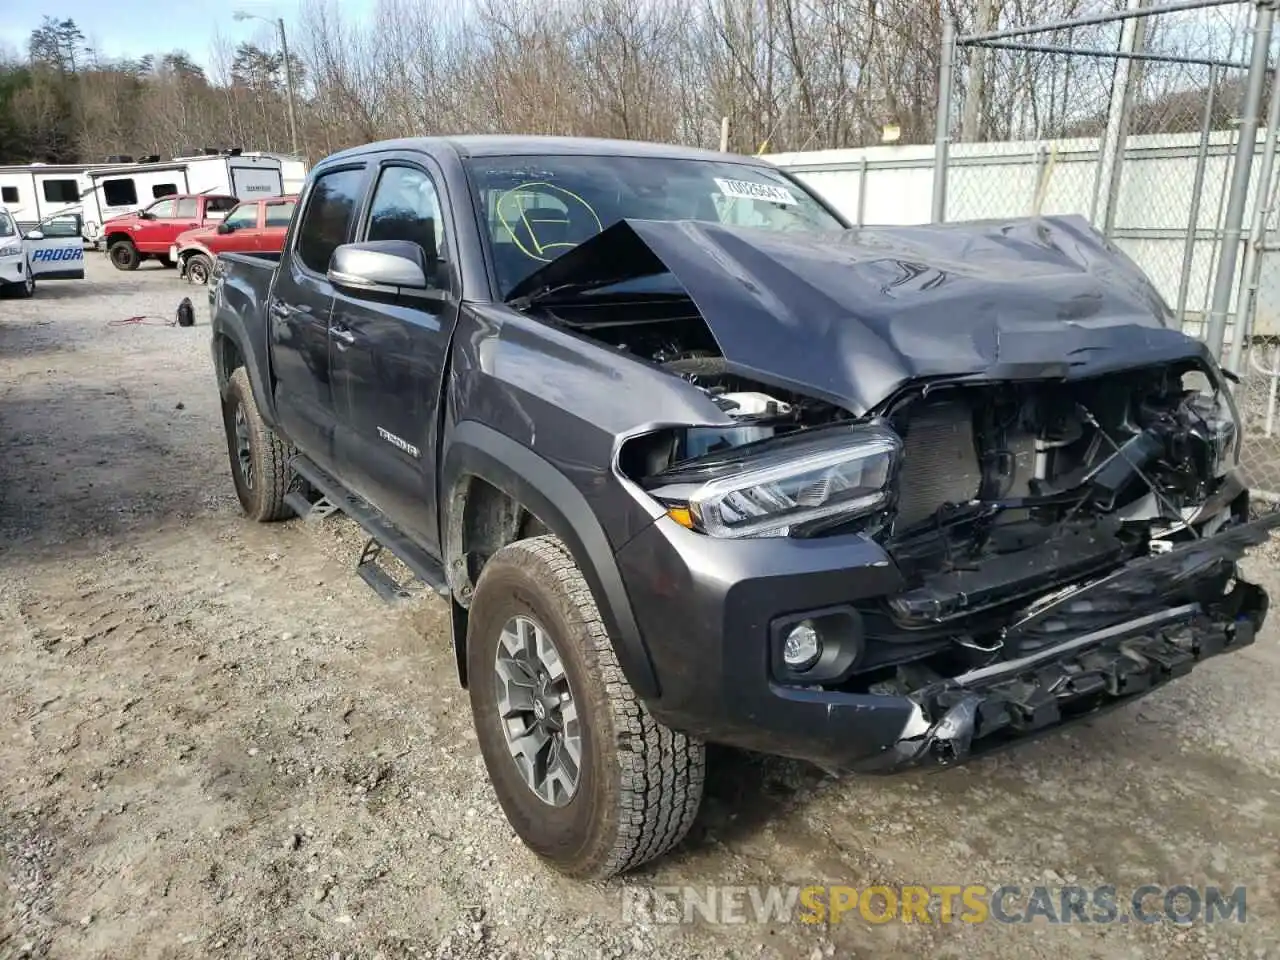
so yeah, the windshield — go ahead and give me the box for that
[0,211,15,239]
[464,154,845,298]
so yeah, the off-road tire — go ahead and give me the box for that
[108,240,139,271]
[467,535,705,879]
[222,367,294,522]
[185,253,213,285]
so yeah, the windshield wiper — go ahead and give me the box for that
[510,276,667,310]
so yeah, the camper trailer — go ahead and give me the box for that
[1,152,285,245]
[236,151,309,194]
[0,164,95,235]
[82,152,284,243]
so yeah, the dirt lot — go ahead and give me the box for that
[1,255,1279,960]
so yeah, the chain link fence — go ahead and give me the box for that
[776,0,1280,501]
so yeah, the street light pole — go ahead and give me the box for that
[276,17,300,156]
[234,10,300,156]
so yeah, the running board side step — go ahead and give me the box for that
[289,454,451,601]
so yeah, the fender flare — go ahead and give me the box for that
[210,311,278,429]
[442,420,660,700]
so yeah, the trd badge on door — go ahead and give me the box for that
[377,427,420,458]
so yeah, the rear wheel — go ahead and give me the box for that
[467,535,705,879]
[108,240,139,271]
[185,253,213,285]
[221,367,294,522]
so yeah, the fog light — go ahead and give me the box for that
[783,621,822,671]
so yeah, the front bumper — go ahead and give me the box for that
[0,254,25,287]
[616,504,1279,774]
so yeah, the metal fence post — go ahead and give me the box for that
[1205,1,1276,361]
[1093,0,1145,235]
[1176,65,1219,323]
[1228,57,1280,374]
[933,17,956,224]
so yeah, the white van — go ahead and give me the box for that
[0,205,86,298]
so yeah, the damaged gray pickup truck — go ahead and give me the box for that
[209,135,1277,880]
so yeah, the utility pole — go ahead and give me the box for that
[234,10,301,156]
[278,17,300,156]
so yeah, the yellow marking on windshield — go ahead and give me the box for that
[495,181,603,262]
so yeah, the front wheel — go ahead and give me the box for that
[18,260,34,298]
[221,367,295,522]
[185,253,213,285]
[108,240,139,271]
[467,535,705,879]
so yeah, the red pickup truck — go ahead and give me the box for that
[103,194,239,271]
[172,196,298,284]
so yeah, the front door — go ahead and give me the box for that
[26,214,85,279]
[216,202,263,252]
[329,160,457,552]
[269,164,368,468]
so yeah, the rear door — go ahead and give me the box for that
[328,157,457,550]
[269,164,369,468]
[261,198,297,252]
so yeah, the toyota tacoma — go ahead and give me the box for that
[208,135,1276,879]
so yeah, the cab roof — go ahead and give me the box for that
[324,135,770,166]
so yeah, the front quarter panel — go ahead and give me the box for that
[441,302,735,699]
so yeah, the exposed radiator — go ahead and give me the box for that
[895,400,984,529]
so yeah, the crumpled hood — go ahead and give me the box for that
[507,214,1206,414]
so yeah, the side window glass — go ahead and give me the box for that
[296,168,364,274]
[366,165,444,282]
[223,204,259,230]
[265,200,296,227]
[148,199,176,218]
[175,198,198,218]
[205,196,238,217]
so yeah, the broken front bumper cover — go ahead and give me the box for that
[855,512,1279,772]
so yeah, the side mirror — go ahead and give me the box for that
[139,211,155,220]
[328,240,437,296]
[24,229,44,241]
[217,222,234,234]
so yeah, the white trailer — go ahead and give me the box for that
[0,164,95,234]
[80,153,284,242]
[237,151,309,194]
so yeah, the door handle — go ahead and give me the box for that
[330,326,356,345]
[268,300,290,319]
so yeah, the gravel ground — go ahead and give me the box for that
[1,255,1279,960]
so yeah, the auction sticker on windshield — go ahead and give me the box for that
[714,177,797,205]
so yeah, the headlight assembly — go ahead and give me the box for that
[644,422,902,539]
[0,243,22,258]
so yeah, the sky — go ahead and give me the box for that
[0,0,375,73]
